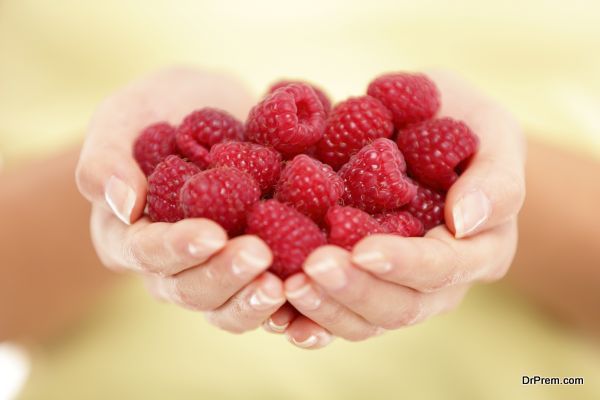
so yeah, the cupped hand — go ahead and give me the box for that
[76,67,285,333]
[271,71,525,349]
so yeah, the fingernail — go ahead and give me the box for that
[316,332,334,347]
[265,319,289,333]
[188,236,226,259]
[352,251,392,274]
[249,281,283,310]
[289,334,318,348]
[304,258,347,290]
[288,332,333,349]
[453,189,491,238]
[231,248,270,276]
[104,176,136,225]
[285,276,321,310]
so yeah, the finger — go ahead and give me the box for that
[306,246,471,327]
[155,235,272,311]
[304,246,420,329]
[284,273,379,341]
[205,272,285,334]
[352,221,518,292]
[91,206,227,275]
[75,95,152,223]
[285,316,334,350]
[263,303,298,334]
[427,70,526,238]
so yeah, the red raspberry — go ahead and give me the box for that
[246,200,326,279]
[315,96,394,170]
[246,83,326,156]
[147,155,201,222]
[268,80,332,114]
[367,72,440,128]
[374,210,424,237]
[325,205,385,250]
[274,155,344,223]
[176,108,244,168]
[339,138,417,213]
[180,167,260,235]
[397,117,479,191]
[133,122,178,176]
[402,183,446,231]
[209,141,282,194]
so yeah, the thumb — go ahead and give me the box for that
[425,69,526,238]
[443,100,526,238]
[75,98,150,225]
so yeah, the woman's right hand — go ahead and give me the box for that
[76,67,286,333]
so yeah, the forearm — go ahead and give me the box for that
[507,139,600,335]
[0,147,115,342]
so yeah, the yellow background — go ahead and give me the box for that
[1,0,599,399]
[2,0,599,162]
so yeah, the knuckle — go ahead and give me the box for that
[124,240,154,273]
[319,303,347,327]
[497,165,526,215]
[172,278,212,311]
[421,241,464,292]
[381,296,423,329]
[339,281,371,309]
[343,327,379,342]
[204,312,241,334]
[205,307,255,335]
[432,265,462,292]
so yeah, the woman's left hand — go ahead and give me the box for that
[264,70,525,349]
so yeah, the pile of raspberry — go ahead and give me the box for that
[134,72,479,279]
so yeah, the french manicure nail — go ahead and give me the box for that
[316,332,334,347]
[352,251,392,274]
[231,249,270,276]
[304,258,347,290]
[266,319,289,333]
[188,236,226,259]
[453,189,491,238]
[105,175,136,225]
[290,334,318,348]
[285,284,322,310]
[249,288,283,310]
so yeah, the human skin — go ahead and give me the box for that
[267,70,528,347]
[75,68,287,334]
[2,67,598,346]
[0,149,114,342]
[75,67,526,346]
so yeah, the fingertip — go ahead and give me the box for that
[285,317,334,350]
[172,218,228,260]
[351,234,396,274]
[283,273,309,295]
[258,272,285,296]
[445,161,525,238]
[103,175,138,224]
[447,188,492,238]
[263,303,297,334]
[229,235,273,277]
[304,245,348,275]
[235,235,273,263]
[263,319,290,334]
[249,274,286,311]
[76,149,147,224]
